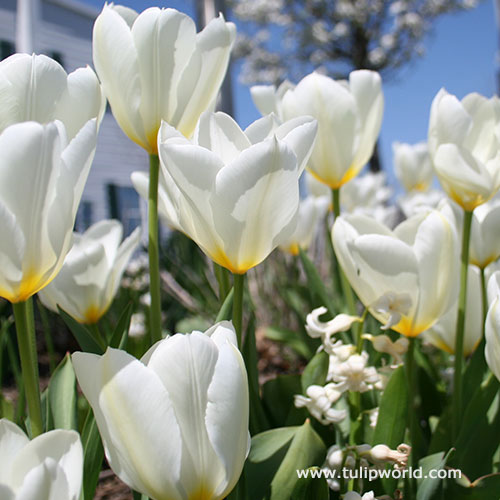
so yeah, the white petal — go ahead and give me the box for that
[93,5,146,149]
[147,333,226,498]
[486,295,500,382]
[172,15,236,138]
[0,419,29,484]
[72,350,183,499]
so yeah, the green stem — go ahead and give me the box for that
[12,299,43,437]
[356,308,369,353]
[405,337,417,498]
[480,266,488,330]
[214,263,231,304]
[331,188,356,316]
[148,153,162,344]
[453,209,473,440]
[232,273,245,348]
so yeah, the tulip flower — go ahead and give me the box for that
[428,89,500,211]
[332,210,459,337]
[440,197,500,270]
[0,418,83,500]
[158,111,317,274]
[281,70,383,189]
[425,265,483,356]
[485,294,500,382]
[393,141,433,192]
[38,220,141,324]
[92,4,236,151]
[72,322,249,500]
[0,53,105,138]
[0,120,98,303]
[279,195,328,255]
[250,80,295,120]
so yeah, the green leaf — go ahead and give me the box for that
[301,350,329,393]
[81,408,104,500]
[416,448,454,500]
[452,472,500,499]
[290,467,329,500]
[57,306,104,354]
[0,394,14,420]
[454,373,499,479]
[298,247,336,315]
[109,301,133,349]
[249,427,299,462]
[270,420,326,500]
[216,287,234,322]
[262,374,306,427]
[48,353,77,430]
[372,365,408,448]
[243,314,270,434]
[265,326,313,359]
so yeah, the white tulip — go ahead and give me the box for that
[38,220,140,323]
[0,119,97,303]
[424,265,483,356]
[440,197,500,269]
[485,294,500,382]
[332,210,459,337]
[250,80,295,120]
[0,53,105,139]
[72,322,249,500]
[279,195,328,255]
[0,419,83,500]
[158,111,317,273]
[93,5,235,152]
[428,89,500,211]
[282,70,383,188]
[393,141,433,192]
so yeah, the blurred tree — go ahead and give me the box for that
[229,0,478,170]
[230,0,479,85]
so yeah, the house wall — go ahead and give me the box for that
[0,0,148,234]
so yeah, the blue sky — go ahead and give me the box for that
[84,0,497,186]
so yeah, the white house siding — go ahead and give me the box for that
[0,0,148,234]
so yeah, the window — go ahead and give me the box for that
[0,40,14,61]
[107,184,142,236]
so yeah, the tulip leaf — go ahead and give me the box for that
[48,353,77,430]
[215,287,234,322]
[372,365,408,449]
[81,408,104,500]
[463,337,488,401]
[301,350,329,393]
[265,326,313,359]
[298,247,336,315]
[0,394,14,420]
[453,373,500,479]
[109,301,133,349]
[57,306,104,354]
[416,448,454,500]
[269,419,326,500]
[249,427,299,462]
[262,374,306,427]
[243,314,270,434]
[451,472,500,499]
[290,467,329,500]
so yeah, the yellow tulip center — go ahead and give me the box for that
[82,304,103,324]
[307,164,359,190]
[210,247,257,275]
[0,269,47,303]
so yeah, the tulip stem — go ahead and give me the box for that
[148,153,162,344]
[232,273,245,348]
[331,188,357,316]
[405,336,417,498]
[453,209,473,440]
[12,298,43,437]
[480,266,488,328]
[215,263,231,303]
